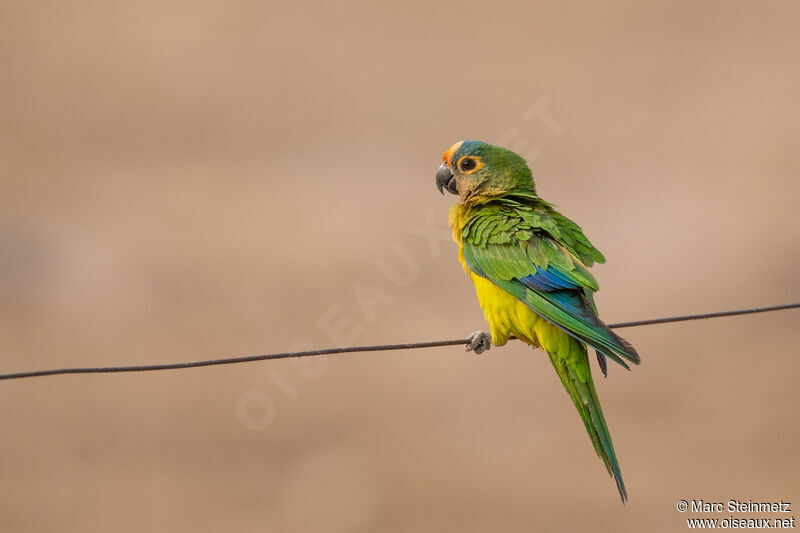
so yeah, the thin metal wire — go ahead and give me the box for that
[1,302,798,381]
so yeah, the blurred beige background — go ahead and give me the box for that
[2,1,799,531]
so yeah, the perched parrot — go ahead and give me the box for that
[436,140,640,502]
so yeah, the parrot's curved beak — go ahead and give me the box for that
[436,163,458,195]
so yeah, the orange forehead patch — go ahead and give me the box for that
[442,141,464,167]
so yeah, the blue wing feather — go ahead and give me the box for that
[520,267,579,291]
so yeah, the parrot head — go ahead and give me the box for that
[436,140,536,205]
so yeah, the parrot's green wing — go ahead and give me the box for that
[461,197,640,369]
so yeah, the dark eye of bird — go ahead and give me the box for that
[460,158,476,171]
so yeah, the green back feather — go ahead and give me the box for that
[461,195,639,367]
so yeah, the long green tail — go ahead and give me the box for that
[546,340,627,502]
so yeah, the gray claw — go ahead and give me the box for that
[465,330,492,354]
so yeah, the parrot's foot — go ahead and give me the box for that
[465,330,492,355]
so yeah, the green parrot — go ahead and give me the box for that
[436,140,640,502]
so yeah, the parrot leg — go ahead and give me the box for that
[465,330,492,354]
